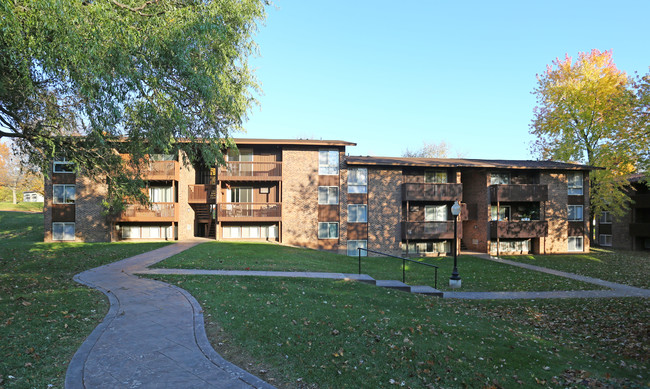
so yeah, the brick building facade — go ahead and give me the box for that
[44,139,596,255]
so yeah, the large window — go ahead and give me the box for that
[319,150,339,175]
[403,241,449,255]
[568,205,583,221]
[599,234,612,247]
[348,168,368,193]
[318,222,339,239]
[425,171,447,184]
[490,173,510,185]
[599,211,612,224]
[228,187,253,203]
[149,186,174,203]
[52,222,75,240]
[53,185,76,204]
[347,240,367,256]
[425,205,447,221]
[227,149,254,175]
[568,236,584,252]
[347,204,367,223]
[568,172,583,195]
[490,205,511,221]
[53,158,74,173]
[318,187,339,205]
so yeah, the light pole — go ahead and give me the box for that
[449,200,461,288]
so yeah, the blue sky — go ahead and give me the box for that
[241,0,650,160]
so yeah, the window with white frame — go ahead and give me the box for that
[53,185,76,204]
[347,240,367,256]
[568,236,584,252]
[568,205,583,221]
[599,234,612,246]
[568,172,583,195]
[425,205,447,221]
[425,171,447,184]
[319,150,339,175]
[347,204,367,223]
[490,173,510,185]
[52,222,75,240]
[348,168,368,193]
[53,158,75,173]
[318,222,339,239]
[318,186,339,205]
[149,186,174,203]
[599,211,612,224]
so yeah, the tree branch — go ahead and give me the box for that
[110,0,165,17]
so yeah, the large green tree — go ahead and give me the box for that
[0,0,266,212]
[530,49,649,219]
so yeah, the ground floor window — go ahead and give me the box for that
[222,224,278,239]
[52,222,75,241]
[599,234,612,247]
[568,236,584,252]
[121,225,175,239]
[490,239,531,254]
[402,241,450,255]
[347,240,367,256]
[318,222,339,239]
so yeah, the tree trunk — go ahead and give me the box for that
[12,188,17,204]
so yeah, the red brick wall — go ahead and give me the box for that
[461,170,488,252]
[367,167,402,255]
[75,173,110,242]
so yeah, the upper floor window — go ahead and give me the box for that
[568,172,583,195]
[490,205,511,221]
[425,171,447,184]
[348,204,368,223]
[568,205,583,221]
[149,186,175,203]
[319,150,339,175]
[425,205,447,221]
[53,158,75,173]
[599,211,612,224]
[318,222,339,239]
[318,186,339,205]
[490,173,510,185]
[348,168,368,193]
[228,187,252,203]
[53,185,76,204]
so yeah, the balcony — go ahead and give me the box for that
[218,162,282,181]
[401,221,462,240]
[117,203,178,222]
[489,184,548,202]
[402,183,462,202]
[629,223,650,236]
[217,202,281,221]
[489,220,548,239]
[188,185,216,203]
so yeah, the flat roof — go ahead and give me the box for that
[232,138,356,147]
[346,156,598,170]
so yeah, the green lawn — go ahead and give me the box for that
[156,241,603,292]
[504,248,650,289]
[153,274,649,388]
[0,201,44,212]
[0,211,169,388]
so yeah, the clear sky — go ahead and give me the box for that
[241,0,650,160]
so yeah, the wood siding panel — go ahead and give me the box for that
[318,205,339,221]
[318,175,339,186]
[347,193,367,204]
[52,204,75,222]
[53,174,75,184]
[347,223,368,240]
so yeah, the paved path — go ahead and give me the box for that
[66,241,275,389]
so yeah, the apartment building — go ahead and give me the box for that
[594,173,650,251]
[44,138,595,256]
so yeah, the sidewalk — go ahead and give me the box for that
[66,241,275,389]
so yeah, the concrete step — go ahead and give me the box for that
[409,285,444,297]
[376,280,411,292]
[342,273,376,285]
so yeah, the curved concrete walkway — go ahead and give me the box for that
[66,241,275,389]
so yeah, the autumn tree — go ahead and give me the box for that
[403,141,450,158]
[0,141,43,203]
[530,49,649,220]
[0,0,266,212]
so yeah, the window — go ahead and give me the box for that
[318,222,339,239]
[568,236,584,252]
[568,205,583,221]
[149,186,174,203]
[53,185,76,204]
[599,234,612,247]
[348,168,368,193]
[347,204,367,223]
[490,173,510,185]
[347,240,367,256]
[53,158,74,173]
[318,186,339,205]
[141,226,161,239]
[568,172,583,195]
[319,150,339,175]
[599,211,612,224]
[490,205,511,221]
[403,241,449,254]
[228,187,253,203]
[52,222,75,240]
[425,205,447,221]
[227,149,253,175]
[496,239,531,253]
[150,154,176,161]
[425,171,447,184]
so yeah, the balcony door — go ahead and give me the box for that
[228,187,253,203]
[425,205,447,221]
[228,149,253,175]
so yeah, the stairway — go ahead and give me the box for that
[352,275,443,297]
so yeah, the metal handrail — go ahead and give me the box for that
[358,248,439,289]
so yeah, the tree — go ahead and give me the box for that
[0,141,43,203]
[403,141,450,158]
[530,49,649,219]
[0,0,266,212]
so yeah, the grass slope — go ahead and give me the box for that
[0,201,44,212]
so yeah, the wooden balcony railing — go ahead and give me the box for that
[218,162,282,181]
[402,183,463,202]
[401,221,462,240]
[629,223,650,236]
[188,185,216,203]
[489,220,548,239]
[489,184,548,202]
[217,202,281,221]
[124,159,180,181]
[117,203,178,222]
